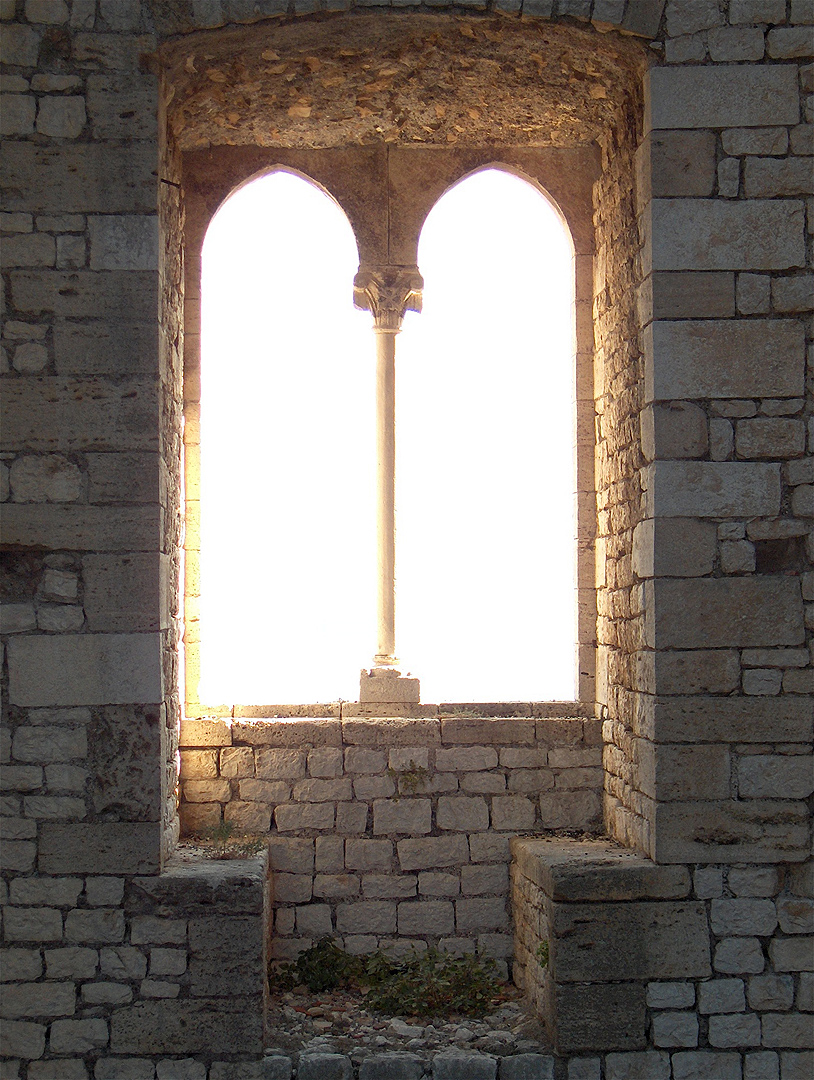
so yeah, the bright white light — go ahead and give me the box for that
[396,168,577,702]
[199,170,374,704]
[198,166,577,706]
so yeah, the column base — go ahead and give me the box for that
[359,667,421,704]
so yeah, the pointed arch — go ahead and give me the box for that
[396,166,578,702]
[197,169,374,704]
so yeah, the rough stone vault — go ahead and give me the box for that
[0,1,812,1079]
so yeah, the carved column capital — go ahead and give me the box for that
[353,266,423,332]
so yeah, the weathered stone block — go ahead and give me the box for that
[39,823,160,874]
[646,462,781,519]
[437,796,489,831]
[645,320,805,401]
[440,719,535,745]
[551,983,647,1055]
[641,401,708,460]
[644,272,735,321]
[651,1011,698,1048]
[110,1000,263,1055]
[761,1013,814,1048]
[670,1051,742,1080]
[11,271,157,321]
[335,901,396,934]
[632,519,717,578]
[710,899,777,937]
[738,756,814,799]
[455,898,508,931]
[550,901,710,981]
[648,66,799,130]
[748,974,794,1011]
[651,577,803,648]
[397,900,454,935]
[714,937,765,975]
[777,896,814,935]
[436,746,498,771]
[0,983,76,1020]
[90,705,162,823]
[648,200,805,271]
[653,651,740,695]
[538,790,600,830]
[432,1055,497,1080]
[736,418,807,459]
[637,131,716,200]
[274,803,333,831]
[650,696,813,744]
[2,378,158,454]
[83,554,167,633]
[64,910,125,944]
[0,1019,46,1061]
[654,801,810,864]
[397,835,470,871]
[373,799,431,835]
[8,634,161,707]
[89,216,158,271]
[461,864,508,895]
[769,937,814,972]
[491,796,535,830]
[640,743,731,802]
[11,726,86,764]
[56,324,157,378]
[298,1057,352,1080]
[342,718,439,746]
[49,1018,108,1054]
[255,749,305,780]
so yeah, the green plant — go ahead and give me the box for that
[197,821,265,860]
[273,937,364,993]
[386,759,429,800]
[535,940,549,968]
[365,948,501,1018]
[270,938,503,1018]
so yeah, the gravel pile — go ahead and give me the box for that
[266,983,550,1065]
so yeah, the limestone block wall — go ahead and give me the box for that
[0,852,269,1073]
[600,0,814,866]
[2,0,813,1078]
[178,714,602,969]
[512,838,813,1075]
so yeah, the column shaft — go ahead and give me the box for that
[375,328,398,666]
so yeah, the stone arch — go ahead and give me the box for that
[164,10,650,731]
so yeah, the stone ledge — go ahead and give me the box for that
[510,837,691,901]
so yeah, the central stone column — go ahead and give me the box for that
[354,266,423,704]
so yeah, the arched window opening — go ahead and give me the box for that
[198,170,374,705]
[397,168,578,702]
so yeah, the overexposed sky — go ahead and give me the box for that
[198,167,576,704]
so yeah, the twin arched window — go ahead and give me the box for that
[197,167,576,705]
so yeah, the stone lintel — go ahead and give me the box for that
[510,838,691,902]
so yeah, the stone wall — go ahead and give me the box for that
[513,838,812,1078]
[179,715,602,970]
[2,1,813,1078]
